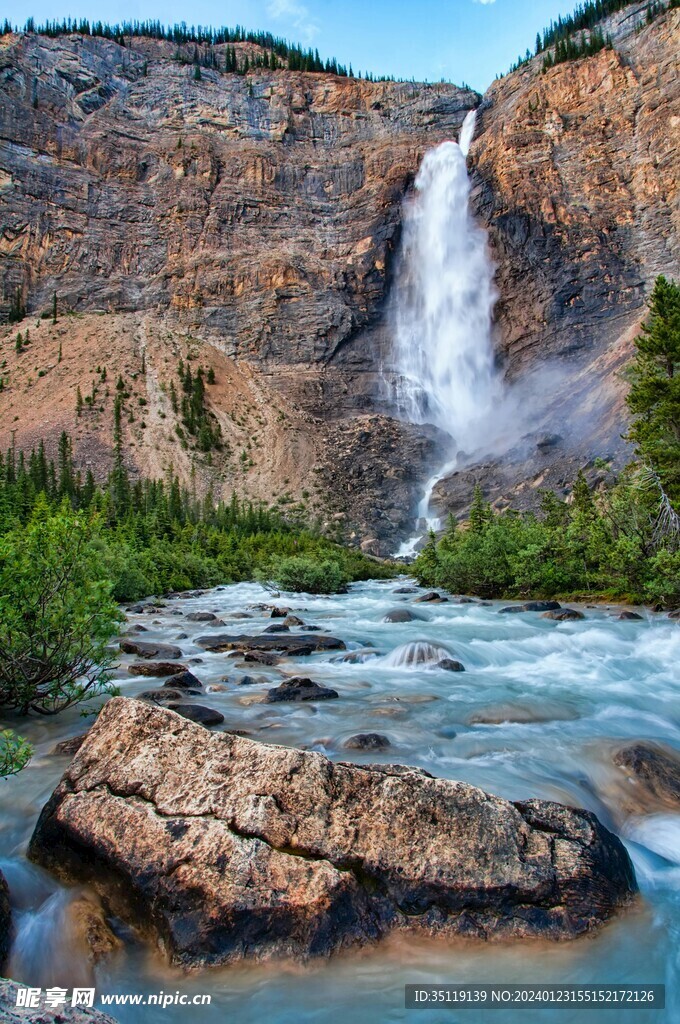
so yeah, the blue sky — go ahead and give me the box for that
[13,0,578,91]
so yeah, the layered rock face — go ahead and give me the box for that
[29,698,637,966]
[0,33,475,374]
[473,3,679,374]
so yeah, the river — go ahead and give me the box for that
[1,579,679,1022]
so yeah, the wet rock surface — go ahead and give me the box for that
[166,703,225,726]
[28,698,638,967]
[265,678,340,703]
[127,661,188,677]
[382,608,424,623]
[344,733,391,751]
[542,609,585,621]
[118,640,183,660]
[613,743,680,810]
[195,633,346,655]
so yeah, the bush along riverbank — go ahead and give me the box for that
[0,438,395,775]
[414,276,680,607]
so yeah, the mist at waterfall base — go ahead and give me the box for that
[1,581,679,1022]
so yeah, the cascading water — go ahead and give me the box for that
[391,109,499,556]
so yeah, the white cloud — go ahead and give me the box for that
[267,0,320,42]
[474,0,497,5]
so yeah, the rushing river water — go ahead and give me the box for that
[1,579,680,1022]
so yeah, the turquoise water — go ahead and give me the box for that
[1,579,679,1022]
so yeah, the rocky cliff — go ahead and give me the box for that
[0,4,678,550]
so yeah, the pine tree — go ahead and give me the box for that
[76,386,83,416]
[469,484,492,534]
[625,276,680,504]
[52,291,57,324]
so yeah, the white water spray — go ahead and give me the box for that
[392,110,499,556]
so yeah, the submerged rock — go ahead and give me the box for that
[283,615,305,627]
[119,640,183,660]
[613,743,680,809]
[166,670,204,690]
[186,612,221,622]
[413,591,447,603]
[265,678,339,703]
[166,704,225,726]
[617,611,644,621]
[344,733,391,751]
[242,650,280,666]
[500,601,561,614]
[0,978,117,1022]
[437,658,465,672]
[195,633,345,655]
[138,688,201,702]
[541,609,585,621]
[382,608,425,623]
[393,586,418,594]
[381,641,456,668]
[127,661,188,677]
[29,698,638,967]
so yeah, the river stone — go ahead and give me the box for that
[333,649,381,664]
[283,615,305,626]
[467,702,580,725]
[413,591,448,603]
[523,601,561,612]
[186,612,221,622]
[613,743,680,809]
[119,640,183,660]
[125,623,148,633]
[437,658,465,672]
[498,605,525,614]
[0,978,118,1023]
[344,733,391,751]
[166,704,225,726]
[265,678,340,703]
[541,609,585,621]
[0,868,10,968]
[669,609,680,619]
[264,623,290,633]
[28,698,637,967]
[618,611,644,621]
[269,606,290,617]
[165,670,203,690]
[242,651,280,666]
[139,688,202,702]
[382,608,425,623]
[393,586,418,594]
[195,633,345,655]
[127,661,188,677]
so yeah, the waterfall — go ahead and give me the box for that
[391,109,499,556]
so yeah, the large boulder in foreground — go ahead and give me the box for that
[29,698,637,967]
[0,979,117,1023]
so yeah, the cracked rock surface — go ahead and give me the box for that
[29,697,637,967]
